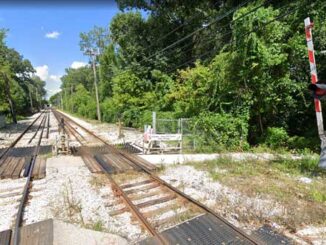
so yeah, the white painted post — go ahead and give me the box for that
[152,111,156,133]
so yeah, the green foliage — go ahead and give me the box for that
[0,29,45,121]
[49,0,326,153]
[311,189,326,203]
[272,157,322,176]
[191,112,249,152]
[264,127,289,149]
[170,62,216,117]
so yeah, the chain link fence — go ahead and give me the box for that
[156,118,197,152]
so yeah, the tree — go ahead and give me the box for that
[0,29,42,123]
[80,26,110,122]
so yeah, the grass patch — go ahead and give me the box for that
[89,174,108,189]
[113,170,147,185]
[91,220,104,232]
[189,156,326,230]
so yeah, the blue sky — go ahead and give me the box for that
[0,2,120,98]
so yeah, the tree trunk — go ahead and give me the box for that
[258,113,263,135]
[2,74,17,124]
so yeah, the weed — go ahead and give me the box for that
[89,174,107,189]
[113,170,147,185]
[51,178,85,226]
[92,220,104,232]
[311,189,326,203]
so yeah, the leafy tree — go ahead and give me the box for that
[0,29,44,122]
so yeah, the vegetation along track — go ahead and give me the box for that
[0,111,49,245]
[52,109,261,244]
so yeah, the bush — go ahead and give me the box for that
[101,98,118,123]
[191,112,249,151]
[288,135,320,152]
[265,127,289,149]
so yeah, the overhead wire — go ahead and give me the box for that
[152,1,222,45]
[102,0,255,79]
[143,0,253,62]
[160,0,273,64]
[166,1,306,74]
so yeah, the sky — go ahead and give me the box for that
[0,1,120,98]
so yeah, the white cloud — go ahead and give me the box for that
[45,31,60,39]
[71,61,87,69]
[35,65,49,81]
[49,75,61,83]
[34,65,62,99]
[35,65,61,83]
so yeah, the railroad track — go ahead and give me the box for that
[53,109,262,245]
[0,112,44,161]
[0,111,49,245]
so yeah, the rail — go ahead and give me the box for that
[11,112,48,245]
[52,109,260,244]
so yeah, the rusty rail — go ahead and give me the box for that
[52,110,168,244]
[12,112,48,245]
[0,111,44,161]
[52,109,260,245]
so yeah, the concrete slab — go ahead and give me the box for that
[139,152,302,165]
[14,219,128,245]
[53,220,128,245]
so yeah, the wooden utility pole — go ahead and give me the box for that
[86,49,101,122]
[29,86,33,112]
[60,92,63,109]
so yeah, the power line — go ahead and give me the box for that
[153,1,222,45]
[166,2,305,74]
[105,0,260,78]
[161,0,273,64]
[142,0,253,63]
[117,0,268,77]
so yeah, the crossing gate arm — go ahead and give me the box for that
[304,17,326,168]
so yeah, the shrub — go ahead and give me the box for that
[265,127,289,149]
[288,135,320,152]
[191,112,249,151]
[101,98,118,123]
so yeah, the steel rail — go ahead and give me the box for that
[53,109,260,244]
[0,111,44,161]
[52,110,168,244]
[46,111,50,139]
[12,113,48,245]
[27,114,46,144]
[52,110,85,144]
[101,169,168,244]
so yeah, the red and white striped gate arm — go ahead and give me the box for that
[304,17,326,140]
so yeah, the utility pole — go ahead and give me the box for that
[70,85,73,112]
[64,88,67,110]
[28,85,33,112]
[60,92,63,109]
[86,49,101,122]
[35,88,39,111]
